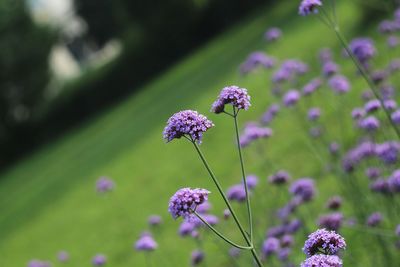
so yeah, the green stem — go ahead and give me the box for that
[193,211,252,250]
[232,107,254,243]
[191,142,264,267]
[333,26,400,139]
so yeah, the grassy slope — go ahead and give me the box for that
[0,1,397,266]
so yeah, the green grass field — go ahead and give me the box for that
[0,1,399,266]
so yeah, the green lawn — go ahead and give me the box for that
[0,1,398,266]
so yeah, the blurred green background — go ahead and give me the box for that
[0,0,399,266]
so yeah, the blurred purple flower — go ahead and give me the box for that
[364,99,381,113]
[262,237,280,257]
[366,212,383,227]
[227,184,246,202]
[135,232,158,251]
[322,61,339,76]
[269,170,291,185]
[96,177,115,193]
[326,196,342,210]
[290,178,316,202]
[92,254,106,266]
[299,0,322,16]
[391,110,400,124]
[328,75,350,94]
[349,38,376,64]
[283,90,300,107]
[318,213,343,231]
[168,188,210,221]
[148,215,162,226]
[359,116,380,132]
[302,78,322,96]
[57,251,69,263]
[191,250,204,266]
[308,107,321,121]
[264,27,282,42]
[388,170,400,193]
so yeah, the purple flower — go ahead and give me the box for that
[267,225,286,238]
[322,61,339,76]
[278,248,291,261]
[364,99,381,113]
[240,52,276,74]
[308,107,321,121]
[244,174,259,189]
[168,188,210,220]
[283,90,300,107]
[301,255,343,267]
[163,110,214,144]
[359,116,380,131]
[326,196,342,210]
[286,219,303,234]
[57,251,69,262]
[388,35,399,48]
[92,254,106,266]
[135,232,158,251]
[302,78,322,96]
[299,0,322,16]
[262,237,280,257]
[290,178,316,202]
[211,86,251,113]
[319,48,333,63]
[389,59,400,73]
[148,215,162,226]
[240,123,273,147]
[227,184,246,202]
[349,38,376,63]
[396,225,400,236]
[96,177,115,193]
[384,99,397,111]
[366,212,383,227]
[318,213,343,231]
[27,261,51,267]
[281,234,294,247]
[366,167,381,180]
[391,110,400,124]
[196,201,211,214]
[179,221,196,236]
[388,170,400,193]
[269,170,291,185]
[375,141,400,164]
[379,20,398,34]
[329,142,340,156]
[193,214,219,227]
[191,250,204,266]
[328,75,350,94]
[370,178,390,194]
[351,108,365,120]
[265,27,282,42]
[223,209,231,220]
[303,229,346,257]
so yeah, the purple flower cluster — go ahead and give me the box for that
[92,254,106,266]
[135,232,158,251]
[27,260,52,267]
[290,178,316,202]
[57,251,69,263]
[318,213,344,231]
[96,177,115,193]
[301,255,343,267]
[240,52,276,74]
[264,27,282,42]
[299,0,322,16]
[240,122,273,147]
[163,110,214,143]
[269,170,291,185]
[349,38,376,65]
[328,75,350,94]
[211,86,251,113]
[168,188,210,220]
[303,229,346,257]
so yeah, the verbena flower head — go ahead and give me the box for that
[328,75,350,94]
[299,0,322,16]
[163,110,214,144]
[359,116,380,131]
[240,52,276,74]
[265,27,282,42]
[303,229,346,257]
[269,170,291,185]
[227,184,246,202]
[211,86,251,113]
[92,254,106,266]
[244,174,259,189]
[308,107,321,121]
[366,212,383,227]
[366,167,381,180]
[27,260,51,267]
[290,178,316,202]
[191,250,205,266]
[388,169,400,192]
[329,142,340,156]
[396,225,400,237]
[370,178,390,194]
[349,38,376,63]
[196,201,211,214]
[388,36,399,48]
[322,61,339,77]
[262,237,281,257]
[278,247,291,261]
[375,141,400,165]
[351,107,365,120]
[303,78,322,96]
[391,109,400,124]
[135,232,158,251]
[229,247,241,258]
[193,214,219,227]
[365,99,381,113]
[96,177,115,193]
[283,90,300,107]
[169,188,210,221]
[326,196,342,210]
[318,213,344,231]
[301,255,343,267]
[148,215,162,226]
[179,221,196,236]
[57,251,69,262]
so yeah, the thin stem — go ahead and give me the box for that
[332,27,400,139]
[232,106,254,243]
[191,142,264,267]
[193,211,252,250]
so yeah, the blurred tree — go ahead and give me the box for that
[0,0,56,165]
